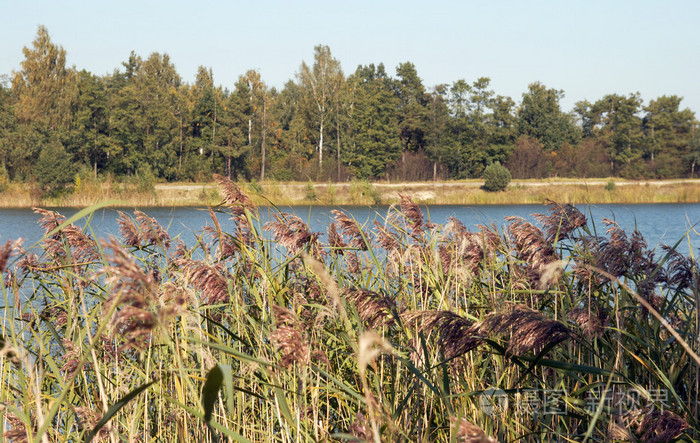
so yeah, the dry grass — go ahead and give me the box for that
[2,178,700,207]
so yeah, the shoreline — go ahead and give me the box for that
[0,178,699,208]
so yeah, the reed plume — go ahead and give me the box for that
[372,220,400,251]
[457,231,495,273]
[507,217,558,284]
[203,208,238,260]
[451,417,499,443]
[476,305,570,355]
[566,306,609,339]
[302,252,343,315]
[3,412,29,443]
[344,288,399,329]
[332,210,368,250]
[74,406,110,442]
[0,239,22,274]
[213,173,255,211]
[265,212,320,256]
[476,223,503,258]
[98,238,160,351]
[357,331,394,378]
[403,310,482,359]
[635,409,688,443]
[134,210,171,248]
[40,305,68,329]
[399,194,434,238]
[33,207,65,238]
[174,258,229,305]
[533,200,587,241]
[60,339,82,378]
[446,216,469,238]
[213,174,257,245]
[170,238,188,260]
[327,222,348,253]
[16,249,41,273]
[33,207,99,266]
[269,305,311,368]
[0,336,21,369]
[662,244,698,291]
[61,224,99,263]
[116,210,140,247]
[348,412,372,442]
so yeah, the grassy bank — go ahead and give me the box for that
[0,177,698,441]
[1,178,700,207]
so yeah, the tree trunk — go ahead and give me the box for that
[178,114,183,173]
[402,151,406,181]
[650,125,655,165]
[260,97,267,181]
[336,101,341,182]
[226,156,231,179]
[93,121,98,179]
[319,117,324,168]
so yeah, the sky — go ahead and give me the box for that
[2,0,699,113]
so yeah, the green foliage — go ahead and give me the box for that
[517,82,580,152]
[0,163,9,192]
[304,181,317,201]
[135,163,156,193]
[34,139,76,195]
[482,161,511,192]
[359,180,382,204]
[605,180,616,191]
[0,28,698,185]
[345,64,401,178]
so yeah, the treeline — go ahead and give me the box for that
[1,26,699,194]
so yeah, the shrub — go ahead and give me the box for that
[305,182,317,201]
[35,140,76,196]
[483,161,511,192]
[0,162,9,193]
[135,163,156,193]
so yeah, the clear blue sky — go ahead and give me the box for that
[2,0,699,114]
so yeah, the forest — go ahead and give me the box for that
[1,26,699,194]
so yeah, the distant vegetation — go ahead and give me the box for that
[0,178,697,441]
[1,26,699,198]
[482,162,511,192]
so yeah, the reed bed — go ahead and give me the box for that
[0,174,698,442]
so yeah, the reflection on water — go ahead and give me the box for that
[1,203,699,251]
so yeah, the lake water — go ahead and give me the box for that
[1,203,699,251]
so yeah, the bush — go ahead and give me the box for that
[35,140,76,196]
[0,163,9,193]
[305,182,317,201]
[483,161,511,192]
[135,163,156,193]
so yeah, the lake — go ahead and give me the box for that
[1,203,699,251]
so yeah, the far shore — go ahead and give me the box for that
[1,178,700,208]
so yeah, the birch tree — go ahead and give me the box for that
[297,45,343,168]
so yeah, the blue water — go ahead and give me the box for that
[1,203,699,252]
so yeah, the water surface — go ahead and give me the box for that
[0,203,698,251]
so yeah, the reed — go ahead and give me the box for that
[0,180,698,442]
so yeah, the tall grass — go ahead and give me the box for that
[0,176,698,442]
